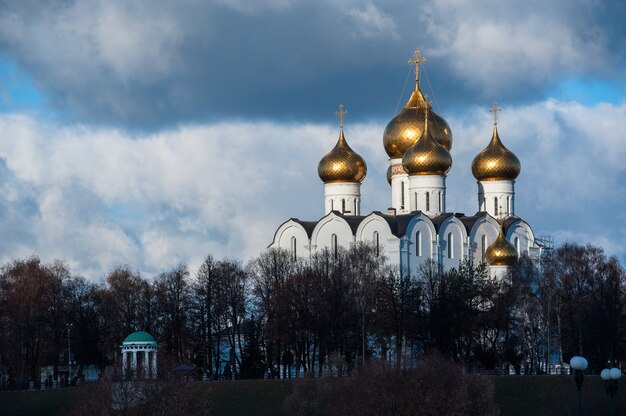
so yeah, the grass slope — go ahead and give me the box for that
[494,375,625,416]
[0,376,624,415]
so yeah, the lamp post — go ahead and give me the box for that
[66,323,72,385]
[600,367,621,416]
[570,356,588,416]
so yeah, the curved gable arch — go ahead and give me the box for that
[405,213,437,253]
[355,213,393,242]
[506,218,536,257]
[402,212,437,275]
[439,216,468,271]
[355,212,400,264]
[311,212,355,253]
[468,214,500,265]
[269,219,311,257]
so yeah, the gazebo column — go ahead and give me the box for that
[122,351,128,378]
[152,350,157,379]
[131,351,137,377]
[143,350,150,379]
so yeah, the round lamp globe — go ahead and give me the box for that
[570,356,588,371]
[610,368,622,380]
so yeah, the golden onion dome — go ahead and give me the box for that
[383,50,452,159]
[402,107,452,176]
[485,222,518,266]
[472,104,521,181]
[383,87,453,158]
[318,106,367,183]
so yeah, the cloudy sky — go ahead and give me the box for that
[0,0,624,279]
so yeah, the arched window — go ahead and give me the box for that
[290,236,297,260]
[506,198,510,215]
[374,231,380,256]
[447,232,454,259]
[341,199,346,213]
[331,199,334,211]
[438,193,442,212]
[354,199,357,215]
[331,234,338,259]
[481,234,487,262]
[494,198,498,216]
[515,237,520,256]
[426,193,430,212]
[401,182,405,209]
[416,231,422,256]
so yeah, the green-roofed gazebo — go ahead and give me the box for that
[121,331,158,379]
[123,331,157,345]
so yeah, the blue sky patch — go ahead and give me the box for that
[0,55,42,113]
[552,78,626,105]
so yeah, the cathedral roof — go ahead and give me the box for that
[430,213,455,231]
[274,212,532,258]
[371,211,417,237]
[458,212,487,234]
[289,218,319,238]
[333,211,367,234]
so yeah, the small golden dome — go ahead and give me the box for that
[402,108,452,176]
[318,106,367,184]
[472,103,521,181]
[485,222,518,266]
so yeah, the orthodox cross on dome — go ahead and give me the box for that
[408,49,427,85]
[336,104,348,129]
[489,101,501,125]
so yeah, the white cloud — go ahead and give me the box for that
[422,0,609,93]
[345,3,399,40]
[0,97,624,277]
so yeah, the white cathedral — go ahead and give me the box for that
[269,50,541,278]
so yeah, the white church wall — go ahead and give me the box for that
[506,220,536,258]
[355,214,399,265]
[468,216,500,265]
[390,159,410,214]
[324,182,361,215]
[270,220,311,259]
[478,180,515,217]
[311,213,355,254]
[407,175,446,215]
[438,217,467,271]
[404,214,436,276]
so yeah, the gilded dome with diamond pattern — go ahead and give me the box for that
[318,127,367,183]
[402,111,452,176]
[472,125,520,181]
[485,222,518,266]
[383,86,453,158]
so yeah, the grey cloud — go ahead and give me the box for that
[0,0,624,127]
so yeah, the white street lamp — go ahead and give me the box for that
[569,356,588,416]
[600,366,621,416]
